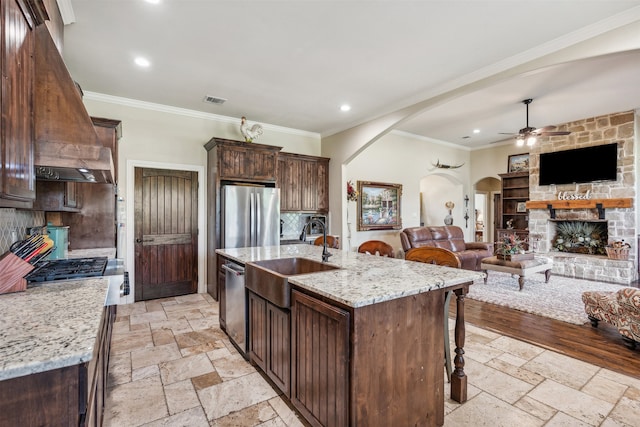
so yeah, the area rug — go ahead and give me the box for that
[467,271,628,325]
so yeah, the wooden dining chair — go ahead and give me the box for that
[405,246,461,383]
[357,240,395,257]
[313,235,340,249]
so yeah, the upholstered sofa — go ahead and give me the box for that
[400,225,493,271]
[582,287,640,349]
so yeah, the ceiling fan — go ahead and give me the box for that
[500,98,571,147]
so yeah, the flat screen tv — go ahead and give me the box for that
[539,143,618,185]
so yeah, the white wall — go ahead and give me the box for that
[83,94,321,298]
[345,131,470,255]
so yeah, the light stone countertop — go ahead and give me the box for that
[0,278,110,381]
[217,245,484,308]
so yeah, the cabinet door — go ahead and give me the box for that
[248,292,267,370]
[0,0,36,204]
[300,160,317,211]
[316,159,329,212]
[279,155,302,211]
[267,302,290,395]
[218,144,277,181]
[291,290,349,427]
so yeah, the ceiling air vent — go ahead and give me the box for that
[203,95,227,105]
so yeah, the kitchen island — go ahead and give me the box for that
[217,244,484,427]
[0,279,115,426]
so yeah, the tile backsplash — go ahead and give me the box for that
[0,209,45,254]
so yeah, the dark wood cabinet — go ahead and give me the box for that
[0,0,38,208]
[208,138,280,183]
[0,304,115,426]
[277,153,329,213]
[498,171,530,244]
[248,291,291,395]
[248,291,267,369]
[291,289,349,427]
[33,180,82,211]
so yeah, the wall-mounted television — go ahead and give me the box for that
[539,143,618,186]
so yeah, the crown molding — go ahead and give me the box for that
[83,91,321,139]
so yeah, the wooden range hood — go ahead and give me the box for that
[33,24,114,184]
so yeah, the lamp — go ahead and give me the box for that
[516,135,525,147]
[526,135,537,146]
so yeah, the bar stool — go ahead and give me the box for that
[405,246,461,383]
[357,240,395,257]
[313,235,340,249]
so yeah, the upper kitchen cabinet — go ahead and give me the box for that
[277,153,329,213]
[0,0,46,208]
[205,138,281,183]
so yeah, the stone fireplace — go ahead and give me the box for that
[527,110,637,285]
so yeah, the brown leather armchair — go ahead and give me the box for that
[400,225,493,271]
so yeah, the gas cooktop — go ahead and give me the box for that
[25,257,108,283]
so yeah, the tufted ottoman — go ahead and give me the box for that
[480,256,553,291]
[582,287,640,349]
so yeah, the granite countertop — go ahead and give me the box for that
[0,278,110,381]
[217,245,484,308]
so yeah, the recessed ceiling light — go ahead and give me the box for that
[473,129,480,134]
[134,57,151,68]
[340,104,351,112]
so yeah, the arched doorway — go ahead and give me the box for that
[474,177,501,243]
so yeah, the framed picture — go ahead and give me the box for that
[357,181,402,231]
[508,153,530,173]
[516,202,527,213]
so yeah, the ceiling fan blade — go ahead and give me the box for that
[498,132,517,135]
[535,125,557,132]
[539,131,571,136]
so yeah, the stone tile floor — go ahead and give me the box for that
[104,293,640,426]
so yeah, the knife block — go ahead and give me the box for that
[0,252,33,294]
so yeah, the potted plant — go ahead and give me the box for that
[495,234,533,261]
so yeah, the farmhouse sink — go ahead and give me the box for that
[245,257,340,308]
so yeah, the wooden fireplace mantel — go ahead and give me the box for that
[526,198,633,219]
[526,198,633,210]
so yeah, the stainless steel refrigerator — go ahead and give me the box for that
[221,185,280,248]
[221,185,280,356]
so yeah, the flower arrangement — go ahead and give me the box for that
[346,180,358,202]
[495,233,527,256]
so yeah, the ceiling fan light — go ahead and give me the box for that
[527,135,537,146]
[516,136,525,147]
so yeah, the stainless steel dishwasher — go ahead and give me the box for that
[222,261,248,356]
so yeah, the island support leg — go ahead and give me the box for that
[451,285,469,403]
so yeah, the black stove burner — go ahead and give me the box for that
[25,257,108,283]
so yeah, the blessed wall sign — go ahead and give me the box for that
[557,190,592,200]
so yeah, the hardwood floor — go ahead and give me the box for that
[451,297,640,380]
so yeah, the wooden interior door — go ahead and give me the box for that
[134,168,198,301]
